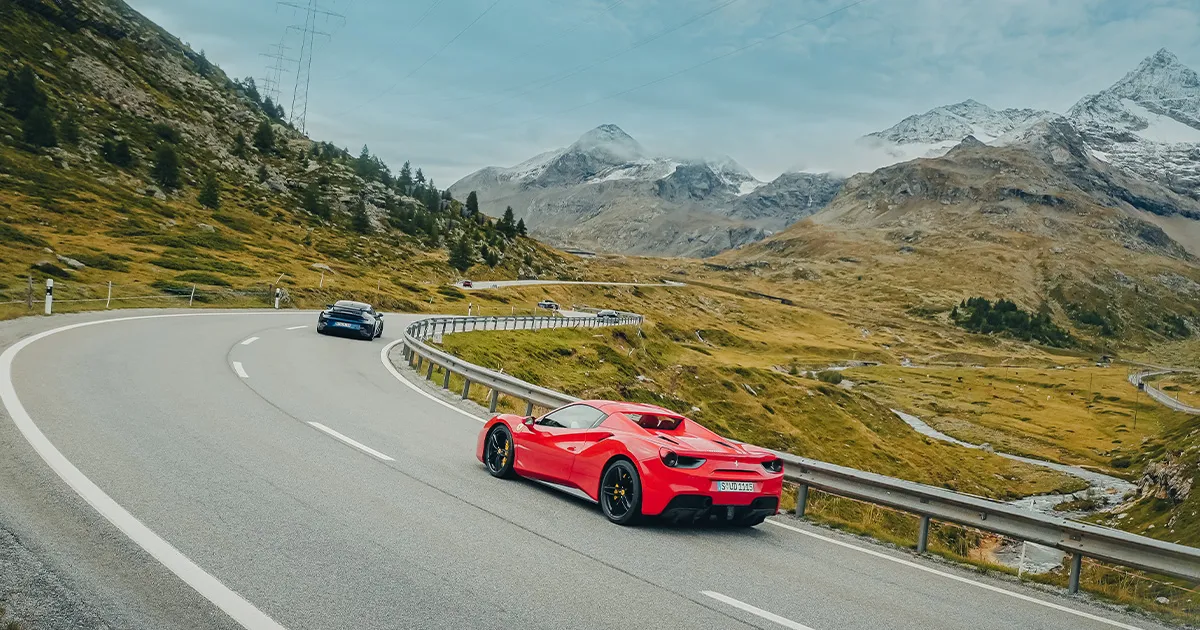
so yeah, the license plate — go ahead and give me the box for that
[334,322,358,329]
[716,481,756,492]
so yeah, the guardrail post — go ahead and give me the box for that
[795,484,809,517]
[488,389,499,413]
[442,366,451,389]
[462,379,472,399]
[524,400,534,416]
[415,355,423,370]
[917,515,931,554]
[1068,553,1083,594]
[426,361,435,380]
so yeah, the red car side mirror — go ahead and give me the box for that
[523,416,537,429]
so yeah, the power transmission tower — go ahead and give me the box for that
[278,0,343,133]
[259,41,296,105]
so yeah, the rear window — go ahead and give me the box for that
[626,414,682,430]
[335,300,369,310]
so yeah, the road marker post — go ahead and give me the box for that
[44,279,53,315]
[106,281,112,309]
[274,287,282,309]
[189,284,196,306]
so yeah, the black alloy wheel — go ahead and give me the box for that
[485,426,516,478]
[600,460,642,525]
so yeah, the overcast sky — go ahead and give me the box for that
[125,0,1200,184]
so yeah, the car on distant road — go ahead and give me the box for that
[537,299,559,310]
[478,400,783,526]
[461,280,473,288]
[596,309,620,322]
[316,300,384,340]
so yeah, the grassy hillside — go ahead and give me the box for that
[0,0,583,316]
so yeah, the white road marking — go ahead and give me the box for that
[240,336,260,346]
[379,339,486,424]
[232,361,249,379]
[308,422,395,461]
[0,312,295,630]
[702,591,816,630]
[286,325,307,331]
[765,519,1145,630]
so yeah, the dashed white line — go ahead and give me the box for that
[308,422,395,461]
[240,336,260,346]
[702,591,816,630]
[765,519,1145,630]
[232,361,249,379]
[286,325,307,331]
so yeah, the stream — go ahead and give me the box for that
[891,409,1138,573]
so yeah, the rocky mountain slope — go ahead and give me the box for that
[861,49,1200,208]
[733,115,1200,346]
[0,0,572,311]
[449,125,843,257]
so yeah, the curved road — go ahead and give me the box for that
[0,310,1171,630]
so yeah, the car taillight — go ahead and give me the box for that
[762,459,783,473]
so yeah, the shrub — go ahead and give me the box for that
[173,272,230,286]
[70,252,131,271]
[0,224,49,247]
[30,262,70,278]
[816,370,844,384]
[1111,457,1132,469]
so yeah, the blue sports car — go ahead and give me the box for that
[316,300,384,340]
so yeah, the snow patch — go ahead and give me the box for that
[1121,99,1200,144]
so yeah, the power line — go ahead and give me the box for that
[279,0,345,133]
[343,0,504,115]
[387,0,630,102]
[484,0,868,132]
[324,0,447,88]
[458,0,747,114]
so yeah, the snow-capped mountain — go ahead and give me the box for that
[1067,48,1200,201]
[858,99,1056,167]
[860,49,1200,204]
[449,125,840,256]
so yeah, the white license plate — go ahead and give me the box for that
[334,322,357,328]
[716,481,756,492]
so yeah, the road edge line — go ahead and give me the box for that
[0,312,294,630]
[765,519,1144,630]
[379,339,486,424]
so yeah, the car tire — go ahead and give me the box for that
[483,426,517,479]
[599,459,642,525]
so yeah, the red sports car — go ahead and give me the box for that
[476,400,784,526]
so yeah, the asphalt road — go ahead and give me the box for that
[0,310,1175,630]
[1130,371,1200,414]
[458,279,685,290]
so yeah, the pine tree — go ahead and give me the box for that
[3,65,47,119]
[59,112,80,145]
[198,172,220,209]
[302,181,330,219]
[253,120,274,153]
[397,161,413,193]
[414,168,425,187]
[498,206,517,238]
[516,218,527,237]
[22,106,58,147]
[232,131,247,158]
[466,191,480,217]
[152,144,181,190]
[355,145,377,181]
[350,198,372,234]
[195,50,212,76]
[448,235,474,272]
[102,139,134,167]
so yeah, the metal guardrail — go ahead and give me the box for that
[401,314,638,415]
[399,314,1200,592]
